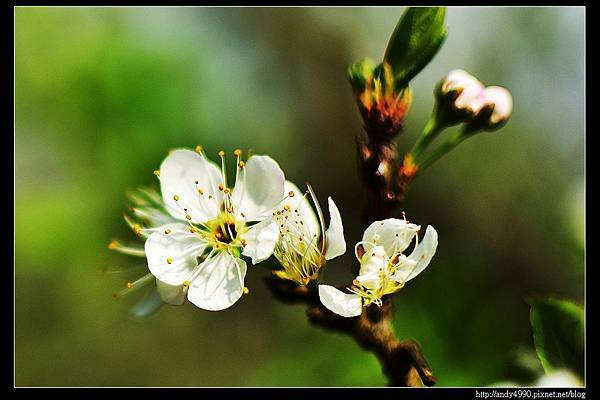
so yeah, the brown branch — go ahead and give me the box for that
[264,277,437,387]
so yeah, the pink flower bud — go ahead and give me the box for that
[482,86,513,127]
[435,70,486,125]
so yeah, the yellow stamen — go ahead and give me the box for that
[218,150,225,158]
[234,149,242,157]
[183,280,190,287]
[195,145,203,153]
[243,287,250,295]
[218,184,224,191]
[164,229,171,234]
[108,241,118,250]
[127,282,134,289]
[186,214,192,220]
[173,194,180,201]
[153,170,160,177]
[167,257,173,264]
[288,191,295,197]
[238,161,245,168]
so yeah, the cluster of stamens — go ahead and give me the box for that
[272,190,326,285]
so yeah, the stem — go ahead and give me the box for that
[410,111,446,159]
[417,128,468,171]
[264,277,437,386]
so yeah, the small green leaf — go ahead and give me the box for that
[384,7,447,89]
[529,298,584,379]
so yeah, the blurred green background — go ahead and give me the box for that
[15,7,584,386]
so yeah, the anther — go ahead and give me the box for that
[223,188,230,194]
[183,280,190,287]
[242,287,250,295]
[218,184,224,191]
[195,145,203,153]
[227,207,233,213]
[240,239,247,247]
[173,194,180,201]
[284,204,291,211]
[108,241,118,250]
[238,161,245,168]
[198,189,204,195]
[167,257,173,264]
[133,224,142,236]
[234,149,242,157]
[190,227,198,233]
[153,170,160,177]
[218,150,225,158]
[127,282,134,289]
[186,214,192,220]
[164,229,171,234]
[288,191,295,197]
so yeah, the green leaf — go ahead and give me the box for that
[384,7,447,89]
[528,298,584,379]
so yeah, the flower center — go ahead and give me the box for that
[214,223,237,244]
[204,211,247,251]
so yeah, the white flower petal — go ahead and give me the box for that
[231,155,285,221]
[535,370,583,388]
[362,218,420,257]
[395,225,438,283]
[355,273,381,292]
[160,149,223,223]
[155,279,187,305]
[324,197,346,260]
[145,223,207,285]
[241,219,279,264]
[187,252,247,311]
[357,245,387,289]
[318,285,362,318]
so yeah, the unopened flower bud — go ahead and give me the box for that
[465,86,513,133]
[482,86,513,129]
[348,58,377,94]
[434,69,486,126]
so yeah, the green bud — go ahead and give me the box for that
[348,58,377,93]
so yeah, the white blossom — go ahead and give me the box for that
[318,215,438,318]
[272,181,346,285]
[112,147,292,311]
